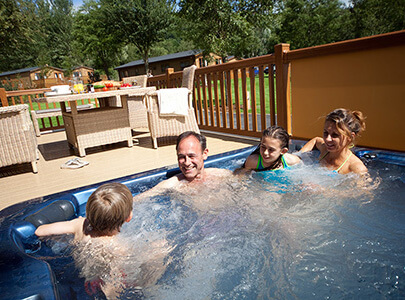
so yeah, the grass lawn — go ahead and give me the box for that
[14,96,98,130]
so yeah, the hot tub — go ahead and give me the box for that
[0,143,404,299]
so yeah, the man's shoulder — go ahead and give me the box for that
[156,174,183,189]
[244,153,260,169]
[205,167,233,176]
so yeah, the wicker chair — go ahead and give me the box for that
[123,75,149,129]
[146,65,199,149]
[0,104,38,173]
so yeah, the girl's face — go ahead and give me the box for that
[259,136,288,165]
[323,121,351,153]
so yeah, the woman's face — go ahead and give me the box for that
[323,121,350,153]
[259,136,286,165]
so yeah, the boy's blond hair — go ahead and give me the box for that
[86,183,133,234]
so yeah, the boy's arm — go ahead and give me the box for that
[35,217,84,237]
[299,137,324,153]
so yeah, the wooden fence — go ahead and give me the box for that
[147,44,290,139]
[0,88,99,133]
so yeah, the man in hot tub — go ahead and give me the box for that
[136,131,231,198]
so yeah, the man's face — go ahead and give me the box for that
[177,136,208,181]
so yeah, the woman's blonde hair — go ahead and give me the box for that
[326,108,366,145]
[86,183,133,234]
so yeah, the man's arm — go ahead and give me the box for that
[133,175,181,201]
[243,154,259,170]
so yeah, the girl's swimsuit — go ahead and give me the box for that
[256,154,289,171]
[319,151,352,173]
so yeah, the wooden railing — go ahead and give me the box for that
[147,31,405,151]
[0,88,99,134]
[147,44,291,138]
[2,30,404,150]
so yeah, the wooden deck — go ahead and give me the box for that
[0,129,258,211]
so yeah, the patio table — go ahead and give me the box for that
[35,87,156,156]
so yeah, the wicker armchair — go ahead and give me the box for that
[123,75,149,129]
[0,104,38,173]
[146,65,199,149]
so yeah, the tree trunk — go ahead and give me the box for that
[143,48,150,75]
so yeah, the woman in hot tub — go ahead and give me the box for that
[299,108,367,175]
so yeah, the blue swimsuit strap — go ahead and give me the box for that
[257,154,288,171]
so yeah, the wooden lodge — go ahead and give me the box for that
[0,65,94,89]
[115,50,223,79]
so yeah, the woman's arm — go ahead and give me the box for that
[299,137,324,153]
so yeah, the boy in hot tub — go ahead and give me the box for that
[35,182,173,298]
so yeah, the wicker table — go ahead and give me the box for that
[35,87,156,156]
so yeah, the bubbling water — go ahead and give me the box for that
[111,159,402,299]
[38,153,405,299]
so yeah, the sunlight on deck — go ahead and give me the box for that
[0,129,257,210]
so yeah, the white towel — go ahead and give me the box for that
[157,88,189,116]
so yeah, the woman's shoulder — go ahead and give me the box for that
[348,154,368,174]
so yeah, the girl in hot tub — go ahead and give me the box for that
[298,108,367,175]
[239,125,301,172]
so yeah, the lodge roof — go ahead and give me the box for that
[115,50,201,70]
[0,66,65,77]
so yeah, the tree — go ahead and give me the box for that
[73,0,124,79]
[0,0,40,71]
[35,0,75,69]
[349,0,405,38]
[277,0,352,50]
[177,0,275,60]
[106,0,175,74]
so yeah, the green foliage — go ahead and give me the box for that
[277,0,352,49]
[177,0,274,59]
[349,0,405,38]
[105,0,175,73]
[0,0,39,71]
[35,0,75,69]
[1,0,405,76]
[73,0,124,79]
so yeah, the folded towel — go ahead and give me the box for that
[157,88,189,116]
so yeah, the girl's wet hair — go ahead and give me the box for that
[86,183,133,234]
[262,126,290,149]
[326,108,366,144]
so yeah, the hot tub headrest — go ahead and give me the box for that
[25,200,76,228]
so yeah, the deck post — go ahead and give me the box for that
[0,88,8,107]
[166,68,174,88]
[275,44,292,134]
